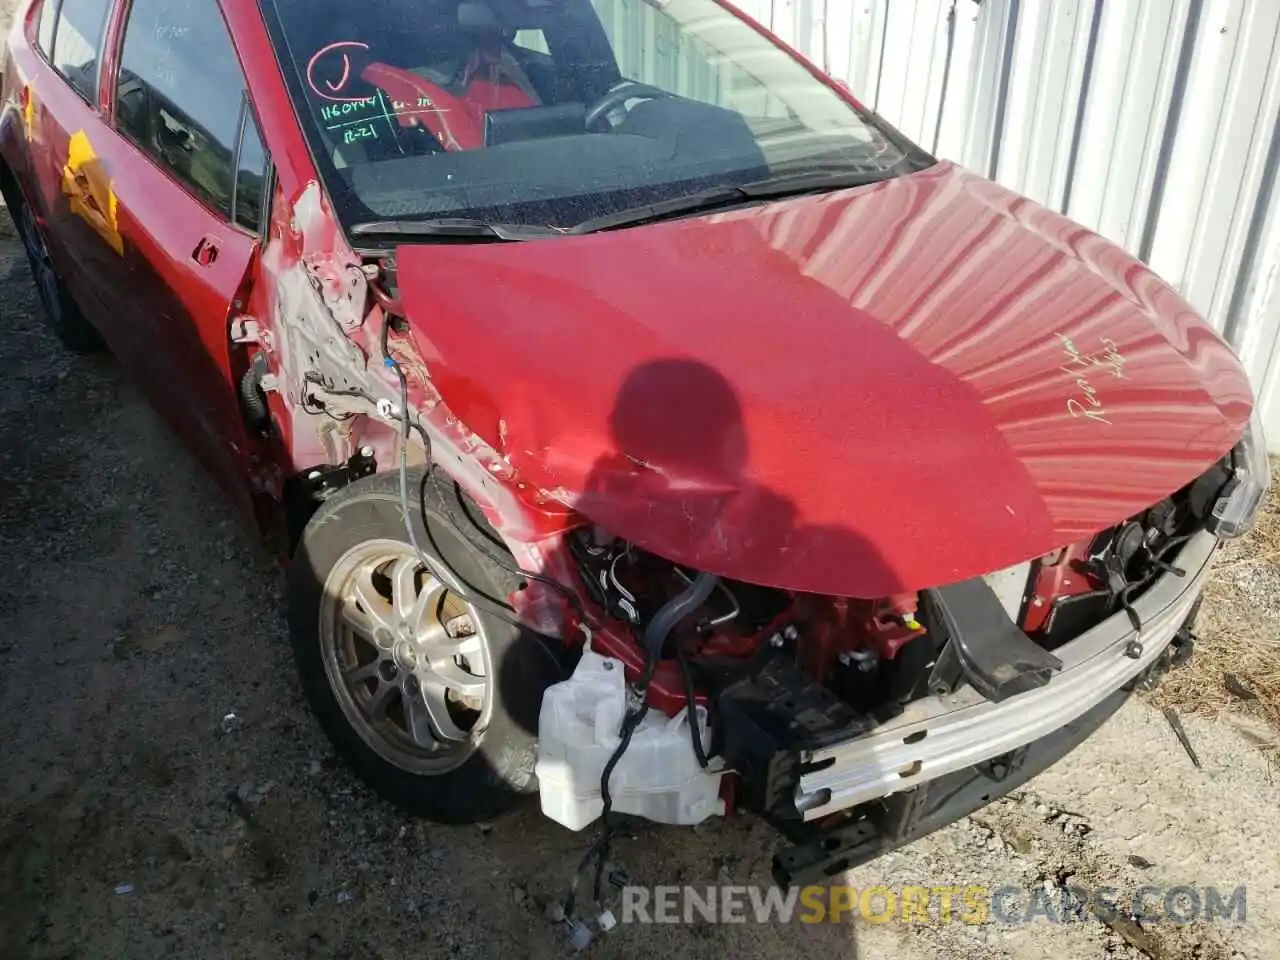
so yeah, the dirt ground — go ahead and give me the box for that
[3,13,1280,956]
[1151,472,1280,745]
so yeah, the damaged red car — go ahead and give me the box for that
[2,0,1270,895]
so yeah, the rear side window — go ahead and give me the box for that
[50,0,111,103]
[115,0,248,218]
[36,0,59,57]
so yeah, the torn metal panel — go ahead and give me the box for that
[250,179,581,610]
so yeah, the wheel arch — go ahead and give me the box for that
[284,462,558,821]
[0,136,21,208]
[0,95,31,207]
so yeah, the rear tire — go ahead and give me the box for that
[7,188,105,353]
[288,468,562,822]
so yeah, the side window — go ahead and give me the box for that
[50,0,111,103]
[233,103,268,233]
[36,0,60,58]
[115,0,247,218]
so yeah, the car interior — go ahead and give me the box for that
[293,0,605,168]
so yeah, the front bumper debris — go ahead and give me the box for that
[794,531,1218,821]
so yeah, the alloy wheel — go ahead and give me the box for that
[318,540,491,775]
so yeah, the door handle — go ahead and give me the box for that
[191,235,220,267]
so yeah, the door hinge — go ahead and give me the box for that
[230,316,261,344]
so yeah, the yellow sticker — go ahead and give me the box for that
[22,84,36,141]
[62,130,123,256]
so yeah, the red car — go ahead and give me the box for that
[2,0,1270,898]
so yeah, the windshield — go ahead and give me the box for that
[262,0,932,232]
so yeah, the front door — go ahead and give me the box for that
[81,0,270,519]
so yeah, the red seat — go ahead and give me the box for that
[363,38,539,152]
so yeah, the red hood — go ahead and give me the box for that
[395,161,1253,596]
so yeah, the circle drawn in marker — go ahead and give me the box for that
[307,41,372,103]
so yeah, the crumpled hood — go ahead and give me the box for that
[395,161,1253,596]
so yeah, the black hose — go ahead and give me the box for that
[562,574,719,919]
[676,647,710,769]
[448,479,589,624]
[562,653,658,920]
[239,367,269,428]
[641,570,719,660]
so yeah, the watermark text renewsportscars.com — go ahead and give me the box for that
[619,884,1247,925]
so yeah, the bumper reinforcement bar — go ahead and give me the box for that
[793,532,1218,821]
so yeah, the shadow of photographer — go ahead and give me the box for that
[577,356,895,595]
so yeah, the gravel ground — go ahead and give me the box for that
[2,34,1280,958]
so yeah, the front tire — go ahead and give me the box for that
[288,469,561,822]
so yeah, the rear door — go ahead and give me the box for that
[25,0,120,330]
[88,0,270,518]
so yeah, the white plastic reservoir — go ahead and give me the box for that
[535,649,725,831]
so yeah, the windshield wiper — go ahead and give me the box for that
[568,170,889,234]
[349,170,888,242]
[349,218,562,242]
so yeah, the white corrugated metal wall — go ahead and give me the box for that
[603,0,1280,448]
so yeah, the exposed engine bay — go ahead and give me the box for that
[532,463,1227,881]
[566,461,1225,720]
